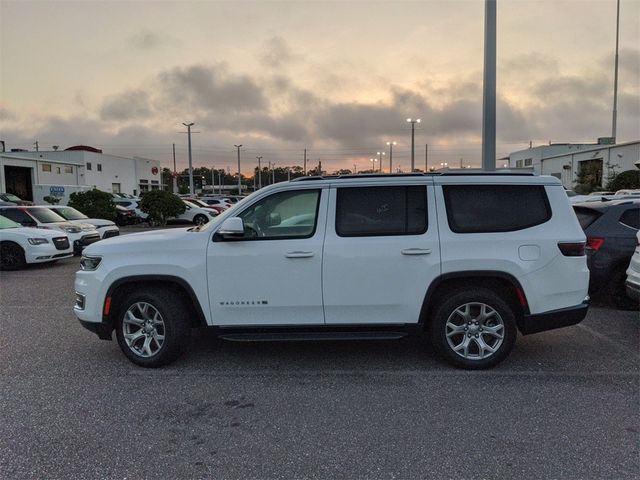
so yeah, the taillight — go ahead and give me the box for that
[558,242,586,256]
[586,237,605,252]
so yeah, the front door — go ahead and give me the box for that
[322,182,441,324]
[207,187,327,326]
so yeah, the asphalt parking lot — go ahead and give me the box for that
[1,256,638,480]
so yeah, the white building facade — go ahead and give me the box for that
[0,145,162,202]
[506,140,640,189]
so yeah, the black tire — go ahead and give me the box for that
[429,287,517,369]
[193,214,209,226]
[0,242,26,271]
[115,287,191,367]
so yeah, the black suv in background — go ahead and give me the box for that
[573,199,640,308]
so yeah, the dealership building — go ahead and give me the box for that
[0,145,162,202]
[503,139,640,189]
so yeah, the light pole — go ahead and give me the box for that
[481,0,496,171]
[182,122,195,194]
[440,162,448,170]
[369,158,377,172]
[406,118,421,172]
[234,144,242,194]
[377,151,385,173]
[211,166,215,194]
[386,141,396,173]
[272,163,276,184]
[256,156,262,189]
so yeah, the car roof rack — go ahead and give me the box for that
[291,171,536,181]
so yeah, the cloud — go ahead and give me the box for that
[259,36,300,69]
[157,65,267,114]
[100,89,151,120]
[0,107,16,121]
[128,31,168,50]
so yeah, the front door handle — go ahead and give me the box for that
[401,248,432,256]
[285,251,315,258]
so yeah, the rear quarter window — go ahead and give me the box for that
[619,208,639,230]
[442,184,551,233]
[573,207,603,230]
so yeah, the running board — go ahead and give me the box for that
[219,331,408,342]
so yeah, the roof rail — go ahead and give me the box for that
[290,171,537,182]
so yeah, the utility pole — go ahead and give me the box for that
[272,163,276,184]
[33,140,39,152]
[425,144,428,172]
[172,143,178,193]
[211,165,215,194]
[406,119,421,171]
[386,141,396,173]
[182,122,196,194]
[267,161,271,185]
[234,144,242,194]
[256,156,262,189]
[612,0,620,141]
[353,163,357,174]
[481,0,497,171]
[460,158,464,169]
[303,148,307,175]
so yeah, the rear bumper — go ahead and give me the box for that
[519,301,589,335]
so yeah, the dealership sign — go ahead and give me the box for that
[152,167,159,175]
[49,186,65,197]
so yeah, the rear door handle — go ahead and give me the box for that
[401,248,432,256]
[285,251,315,258]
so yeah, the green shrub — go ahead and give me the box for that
[68,189,116,220]
[607,170,640,192]
[139,190,186,226]
[43,196,60,205]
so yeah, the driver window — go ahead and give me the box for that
[239,189,320,240]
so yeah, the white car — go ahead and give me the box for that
[616,189,640,196]
[174,200,218,225]
[0,214,73,270]
[75,172,589,369]
[47,205,120,239]
[0,206,101,254]
[112,199,148,220]
[625,231,640,303]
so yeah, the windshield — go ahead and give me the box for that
[53,206,88,220]
[2,193,22,202]
[27,208,67,224]
[0,215,20,229]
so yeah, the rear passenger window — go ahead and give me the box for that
[442,185,551,233]
[573,207,602,230]
[336,186,427,237]
[619,209,639,229]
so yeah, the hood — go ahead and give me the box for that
[84,218,116,227]
[83,227,196,256]
[4,226,70,239]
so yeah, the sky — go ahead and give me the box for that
[1,0,639,174]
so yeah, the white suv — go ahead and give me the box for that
[74,173,589,369]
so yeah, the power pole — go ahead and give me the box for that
[272,163,276,184]
[256,156,262,189]
[182,122,196,194]
[407,119,420,171]
[211,165,215,194]
[425,144,428,172]
[303,148,307,175]
[353,163,357,174]
[172,143,178,193]
[34,140,39,152]
[481,0,497,171]
[234,144,243,194]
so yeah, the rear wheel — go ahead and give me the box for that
[115,287,191,367]
[0,242,26,271]
[430,287,517,369]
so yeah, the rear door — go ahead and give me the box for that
[322,180,441,324]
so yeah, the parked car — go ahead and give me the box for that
[0,214,73,270]
[112,199,148,221]
[0,206,101,254]
[573,199,640,308]
[47,205,120,239]
[75,172,589,369]
[200,197,232,212]
[0,193,34,206]
[184,198,221,215]
[616,189,640,196]
[172,200,218,225]
[624,231,640,303]
[115,205,137,226]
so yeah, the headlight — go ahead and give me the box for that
[80,255,102,271]
[63,226,81,233]
[28,238,49,245]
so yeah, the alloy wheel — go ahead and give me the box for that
[445,302,505,360]
[122,302,166,358]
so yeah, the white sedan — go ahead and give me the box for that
[47,205,120,239]
[0,215,73,270]
[175,200,218,225]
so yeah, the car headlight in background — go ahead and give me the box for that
[80,255,102,271]
[27,238,49,245]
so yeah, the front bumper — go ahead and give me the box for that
[78,319,113,340]
[625,280,640,302]
[73,233,101,254]
[519,300,589,335]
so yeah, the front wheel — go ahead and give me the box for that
[193,214,209,226]
[429,288,517,369]
[115,288,191,367]
[0,242,26,271]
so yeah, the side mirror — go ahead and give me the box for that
[217,217,245,238]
